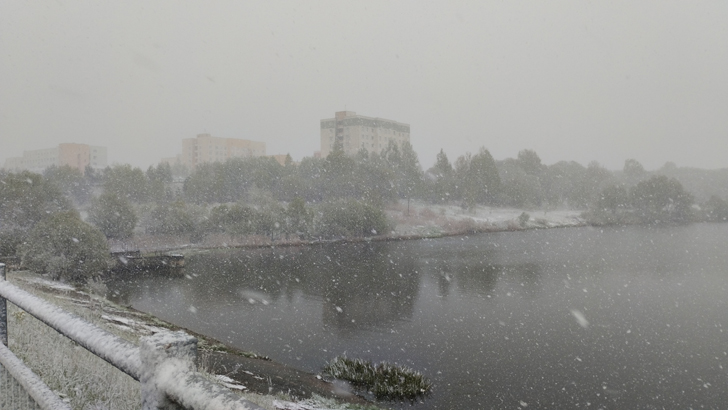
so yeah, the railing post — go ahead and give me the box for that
[140,331,198,410]
[0,263,7,346]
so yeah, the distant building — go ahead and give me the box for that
[3,143,107,174]
[320,111,410,157]
[177,133,266,168]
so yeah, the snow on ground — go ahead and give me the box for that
[386,200,585,236]
[107,201,586,253]
[19,276,77,291]
[215,375,248,391]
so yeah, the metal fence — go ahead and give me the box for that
[1,341,69,410]
[0,263,264,410]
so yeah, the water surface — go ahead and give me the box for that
[108,224,728,409]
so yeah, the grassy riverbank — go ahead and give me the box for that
[4,270,382,410]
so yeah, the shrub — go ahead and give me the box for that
[419,207,437,220]
[323,356,432,400]
[315,200,391,238]
[702,195,728,222]
[518,212,530,227]
[19,211,111,283]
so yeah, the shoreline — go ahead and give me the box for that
[6,271,376,409]
[2,205,586,408]
[109,203,587,255]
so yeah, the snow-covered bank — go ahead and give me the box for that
[108,201,586,254]
[386,200,586,236]
[5,271,380,410]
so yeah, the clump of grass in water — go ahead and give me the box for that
[323,356,432,400]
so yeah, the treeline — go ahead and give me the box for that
[25,142,728,216]
[588,174,728,225]
[3,143,728,283]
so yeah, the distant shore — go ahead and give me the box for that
[109,201,586,254]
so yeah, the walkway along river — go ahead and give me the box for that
[107,223,728,409]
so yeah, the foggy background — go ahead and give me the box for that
[1,0,726,170]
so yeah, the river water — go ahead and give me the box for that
[108,224,728,409]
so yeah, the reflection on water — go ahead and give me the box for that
[108,224,728,409]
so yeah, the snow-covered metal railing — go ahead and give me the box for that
[0,263,69,410]
[0,263,265,410]
[0,342,71,410]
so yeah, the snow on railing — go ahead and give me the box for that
[0,263,265,410]
[0,342,71,410]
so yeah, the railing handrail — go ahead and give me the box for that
[0,342,72,410]
[0,264,265,410]
[0,279,142,380]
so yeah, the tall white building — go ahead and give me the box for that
[320,111,410,157]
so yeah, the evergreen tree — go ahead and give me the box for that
[322,145,357,199]
[428,149,454,203]
[395,141,424,201]
[457,147,501,207]
[516,149,544,176]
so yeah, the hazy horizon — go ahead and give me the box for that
[2,1,727,171]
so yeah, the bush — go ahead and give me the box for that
[323,356,432,400]
[19,212,111,283]
[315,200,391,238]
[702,195,728,222]
[518,212,530,227]
[87,192,138,239]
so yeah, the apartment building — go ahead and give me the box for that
[320,111,410,157]
[178,133,266,168]
[3,143,107,174]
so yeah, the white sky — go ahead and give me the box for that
[1,1,727,171]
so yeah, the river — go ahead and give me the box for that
[108,223,728,409]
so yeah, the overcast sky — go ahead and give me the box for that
[1,1,727,171]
